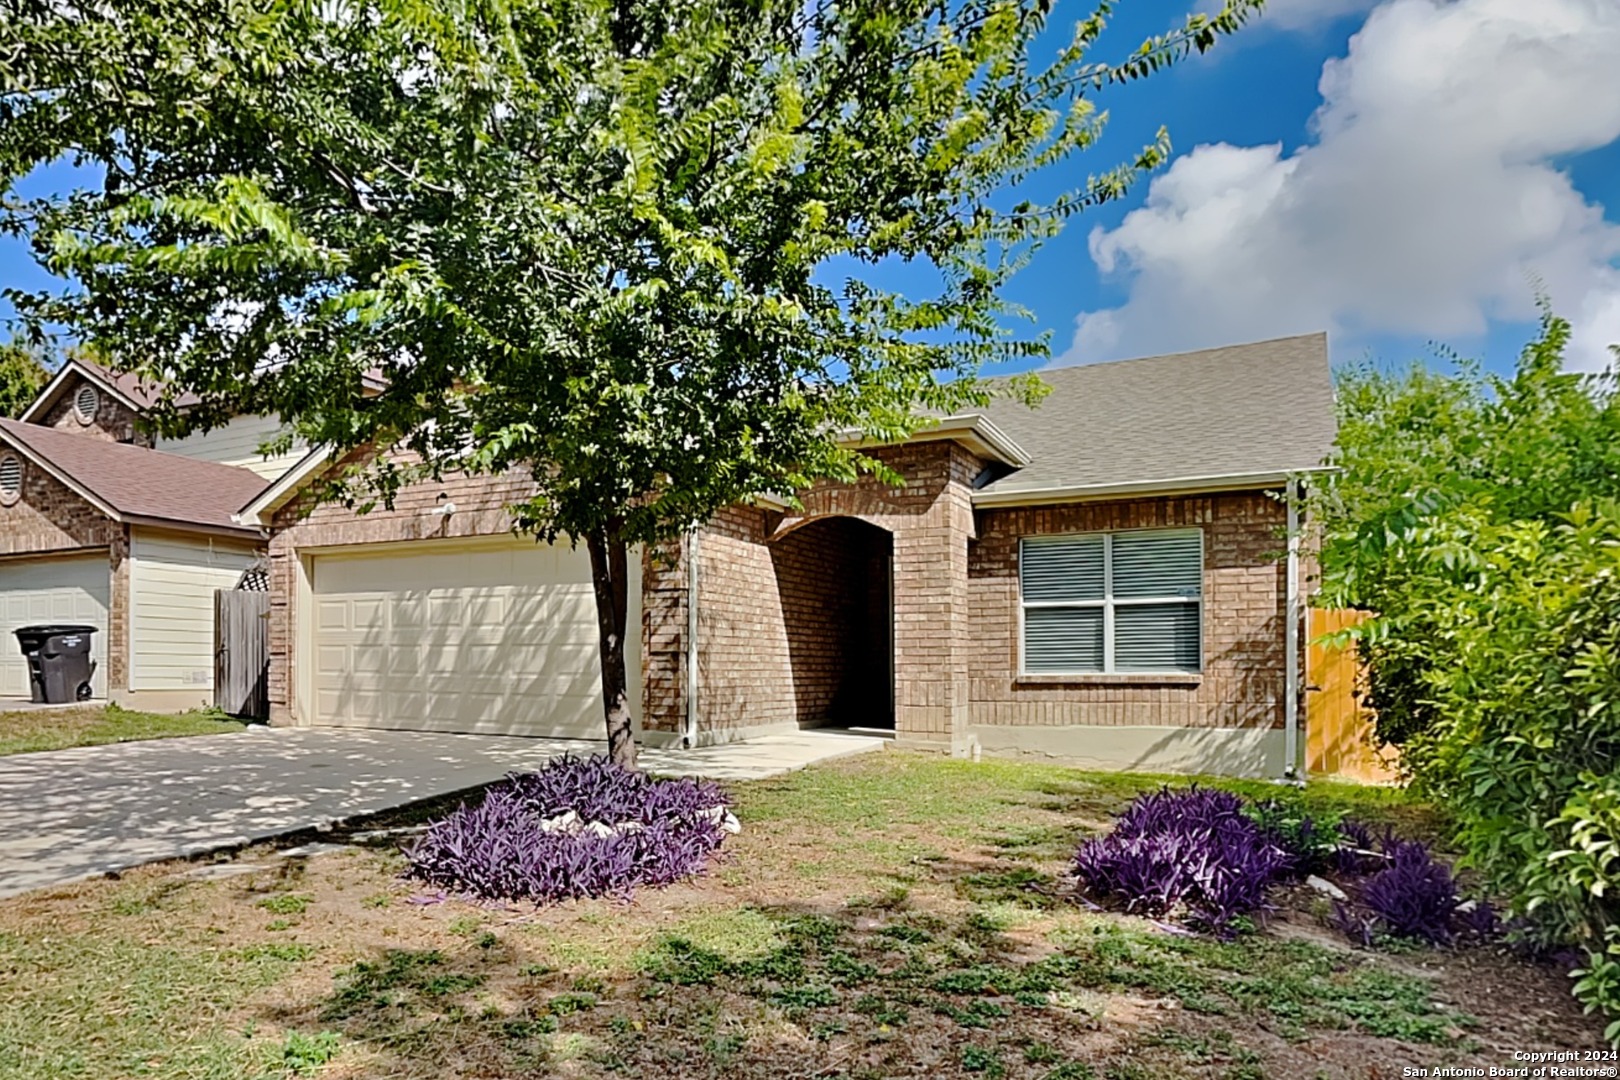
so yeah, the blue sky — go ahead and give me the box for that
[4,0,1618,379]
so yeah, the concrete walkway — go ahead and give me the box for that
[0,727,885,899]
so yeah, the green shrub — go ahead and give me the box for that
[1312,312,1620,1036]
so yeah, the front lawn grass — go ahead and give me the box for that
[0,752,1598,1079]
[0,703,245,756]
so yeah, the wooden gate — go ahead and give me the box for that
[1306,608,1399,783]
[214,589,270,720]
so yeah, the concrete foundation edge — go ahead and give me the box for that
[639,720,803,749]
[114,688,217,714]
[968,724,1286,779]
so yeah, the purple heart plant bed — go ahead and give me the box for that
[1072,786,1295,935]
[405,755,739,904]
[1073,785,1502,946]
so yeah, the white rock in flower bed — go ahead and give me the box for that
[534,803,739,838]
[696,805,743,834]
[1306,874,1349,902]
[537,809,579,833]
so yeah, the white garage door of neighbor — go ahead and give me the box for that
[0,554,110,700]
[311,541,635,737]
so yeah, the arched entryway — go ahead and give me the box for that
[768,516,894,730]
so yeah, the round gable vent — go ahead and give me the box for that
[73,383,99,424]
[0,454,22,505]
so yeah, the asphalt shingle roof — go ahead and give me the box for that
[973,333,1336,497]
[0,419,269,533]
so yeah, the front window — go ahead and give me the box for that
[1019,529,1203,674]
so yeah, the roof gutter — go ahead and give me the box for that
[122,513,265,541]
[971,468,1332,508]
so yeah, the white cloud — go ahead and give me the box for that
[1063,0,1620,371]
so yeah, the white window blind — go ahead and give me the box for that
[1020,529,1203,674]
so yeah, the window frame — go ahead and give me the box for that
[1017,527,1204,676]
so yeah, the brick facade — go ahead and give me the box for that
[662,510,891,740]
[107,528,131,690]
[258,441,1294,764]
[666,441,979,750]
[40,375,150,445]
[966,491,1288,731]
[678,478,1292,753]
[639,539,687,738]
[0,458,119,557]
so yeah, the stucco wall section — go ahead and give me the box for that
[967,490,1288,731]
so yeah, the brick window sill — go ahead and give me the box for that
[1013,673,1204,689]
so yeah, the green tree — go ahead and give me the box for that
[1313,311,1620,757]
[0,0,1263,764]
[0,339,48,417]
[1311,314,1620,1034]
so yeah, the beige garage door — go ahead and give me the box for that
[310,540,637,738]
[0,553,110,700]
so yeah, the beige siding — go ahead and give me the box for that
[155,414,307,479]
[129,530,262,691]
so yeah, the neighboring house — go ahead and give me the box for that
[0,359,299,709]
[239,333,1336,777]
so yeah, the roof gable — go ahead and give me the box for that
[0,419,268,535]
[18,357,194,425]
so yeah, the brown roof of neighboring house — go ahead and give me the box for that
[83,358,201,409]
[19,356,390,424]
[0,419,268,535]
[971,333,1336,500]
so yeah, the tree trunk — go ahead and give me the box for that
[585,526,636,768]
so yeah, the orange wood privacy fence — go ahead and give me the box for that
[1306,608,1399,784]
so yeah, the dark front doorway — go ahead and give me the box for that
[770,517,894,730]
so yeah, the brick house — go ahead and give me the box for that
[238,333,1335,777]
[0,359,303,709]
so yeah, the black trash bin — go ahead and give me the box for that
[14,625,97,704]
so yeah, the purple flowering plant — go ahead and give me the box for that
[405,755,733,904]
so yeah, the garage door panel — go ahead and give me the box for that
[310,541,633,738]
[0,555,110,700]
[315,599,353,632]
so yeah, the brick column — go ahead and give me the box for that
[106,526,130,694]
[891,445,976,754]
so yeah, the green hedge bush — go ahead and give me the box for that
[1312,311,1620,1035]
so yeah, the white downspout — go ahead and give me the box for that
[684,528,700,749]
[1283,479,1302,782]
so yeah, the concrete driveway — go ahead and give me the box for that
[0,726,884,899]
